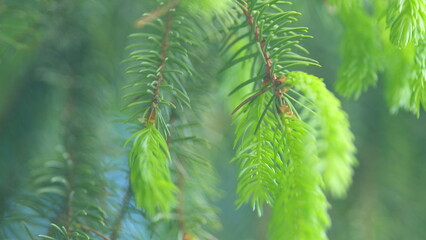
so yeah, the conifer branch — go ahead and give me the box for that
[79,225,110,240]
[135,0,180,29]
[231,84,274,114]
[229,0,318,215]
[63,85,77,237]
[110,186,131,240]
[241,1,277,84]
[45,86,78,237]
[287,71,356,196]
[125,0,207,220]
[165,109,220,238]
[41,77,109,238]
[231,0,309,116]
[240,0,287,104]
[169,124,221,239]
[167,116,189,238]
[147,12,175,124]
[269,117,330,240]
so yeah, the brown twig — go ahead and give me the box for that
[241,2,277,85]
[232,85,274,114]
[135,0,179,28]
[145,12,175,124]
[239,1,295,117]
[79,224,110,240]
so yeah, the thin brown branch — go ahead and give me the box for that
[79,224,110,240]
[241,1,277,84]
[146,12,175,124]
[135,0,179,28]
[232,85,274,114]
[239,1,295,117]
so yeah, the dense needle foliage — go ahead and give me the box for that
[1,0,425,239]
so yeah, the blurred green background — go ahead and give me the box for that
[1,0,425,239]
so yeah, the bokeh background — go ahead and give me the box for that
[1,0,425,239]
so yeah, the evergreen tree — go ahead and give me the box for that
[0,0,425,239]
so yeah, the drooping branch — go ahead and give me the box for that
[239,1,291,115]
[135,0,180,28]
[232,84,274,114]
[63,82,78,236]
[79,225,110,240]
[166,116,188,237]
[241,1,277,84]
[46,83,78,237]
[110,185,131,240]
[146,12,175,124]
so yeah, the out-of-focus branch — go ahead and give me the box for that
[134,0,179,28]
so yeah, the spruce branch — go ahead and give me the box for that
[110,186,131,240]
[42,80,109,238]
[226,2,356,239]
[125,0,213,221]
[229,0,315,116]
[334,5,381,99]
[135,0,180,29]
[287,71,356,197]
[127,126,177,217]
[232,92,282,215]
[241,0,277,84]
[269,117,330,240]
[239,0,288,103]
[169,122,221,239]
[167,114,215,239]
[231,84,274,114]
[386,0,426,49]
[78,224,110,240]
[166,117,189,237]
[46,85,79,238]
[146,12,175,125]
[228,0,319,215]
[329,0,426,114]
[409,41,426,116]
